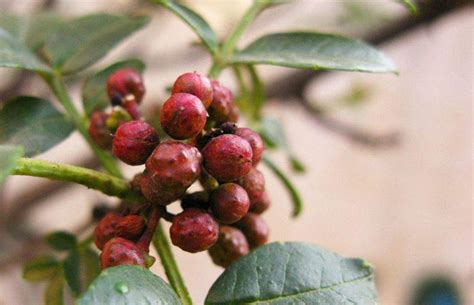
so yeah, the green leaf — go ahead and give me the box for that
[23,256,60,282]
[78,266,181,305]
[80,247,101,289]
[45,231,77,251]
[397,0,418,16]
[63,250,81,296]
[205,242,377,305]
[0,13,64,51]
[0,28,52,73]
[0,96,74,157]
[0,144,23,185]
[154,0,218,54]
[82,59,145,116]
[232,32,397,73]
[43,14,149,75]
[262,156,303,217]
[45,273,65,305]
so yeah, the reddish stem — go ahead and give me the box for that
[123,97,141,120]
[137,207,161,252]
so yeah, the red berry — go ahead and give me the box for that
[237,168,265,204]
[170,208,219,253]
[88,111,113,150]
[250,190,271,214]
[202,134,253,182]
[94,213,121,250]
[100,237,145,269]
[107,67,145,105]
[112,120,160,165]
[143,142,202,205]
[227,102,240,123]
[235,128,264,165]
[208,80,233,124]
[210,183,250,224]
[234,213,269,249]
[172,72,213,108]
[115,215,146,241]
[208,226,249,268]
[130,173,145,193]
[160,93,207,140]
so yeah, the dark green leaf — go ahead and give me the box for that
[0,96,74,157]
[262,156,303,217]
[154,0,218,54]
[0,13,64,51]
[80,248,101,289]
[397,0,418,16]
[45,273,65,305]
[82,59,145,116]
[232,32,397,73]
[0,28,52,73]
[78,266,181,305]
[63,250,81,296]
[23,256,60,282]
[205,242,377,305]
[43,14,149,75]
[0,144,23,185]
[45,231,77,251]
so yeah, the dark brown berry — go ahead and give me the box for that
[250,190,270,214]
[181,191,210,210]
[143,142,202,205]
[235,128,264,165]
[94,213,121,250]
[112,120,160,165]
[107,67,145,105]
[202,134,253,182]
[160,93,207,140]
[170,208,219,253]
[234,213,269,249]
[88,111,113,150]
[237,168,265,203]
[208,80,233,124]
[208,226,249,268]
[100,237,145,269]
[210,183,250,224]
[172,72,213,108]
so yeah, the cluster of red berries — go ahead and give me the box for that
[90,68,270,269]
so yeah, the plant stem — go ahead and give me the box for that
[45,74,122,178]
[12,158,143,202]
[153,223,193,305]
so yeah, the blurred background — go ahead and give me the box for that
[0,0,472,304]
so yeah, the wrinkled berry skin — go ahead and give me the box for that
[143,142,202,205]
[181,191,210,210]
[250,191,270,214]
[208,80,233,124]
[94,213,146,250]
[107,68,145,105]
[208,226,249,268]
[160,93,207,140]
[235,128,264,165]
[210,183,250,224]
[88,111,113,150]
[170,208,219,253]
[237,168,265,204]
[172,72,213,108]
[94,213,121,250]
[100,237,145,269]
[234,213,269,249]
[112,120,160,165]
[202,134,253,182]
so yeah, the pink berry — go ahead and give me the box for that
[202,134,253,182]
[237,168,265,204]
[100,237,145,269]
[208,226,249,268]
[160,93,207,140]
[210,183,250,224]
[107,67,145,105]
[208,80,233,124]
[170,209,219,253]
[112,120,160,165]
[235,128,264,165]
[172,72,213,108]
